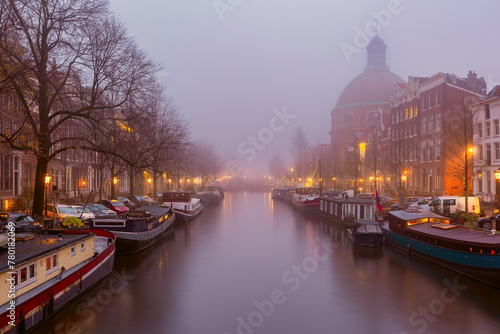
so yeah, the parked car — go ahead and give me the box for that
[408,197,433,210]
[477,214,500,231]
[0,212,41,232]
[391,197,422,210]
[86,203,118,218]
[410,196,480,215]
[71,205,96,222]
[100,199,129,215]
[131,195,159,206]
[117,196,136,209]
[45,204,82,223]
[322,189,341,197]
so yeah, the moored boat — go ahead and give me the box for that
[291,187,321,213]
[91,205,175,255]
[383,210,500,288]
[194,185,224,203]
[0,228,115,333]
[319,196,376,226]
[347,220,384,247]
[161,191,203,223]
[271,187,295,200]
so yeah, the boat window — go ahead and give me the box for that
[20,267,27,283]
[46,253,59,275]
[365,224,381,233]
[71,245,76,256]
[81,241,86,252]
[356,225,367,233]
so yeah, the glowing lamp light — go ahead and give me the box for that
[113,177,118,184]
[45,175,51,184]
[147,178,152,183]
[495,169,500,180]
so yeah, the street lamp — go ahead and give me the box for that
[44,175,51,216]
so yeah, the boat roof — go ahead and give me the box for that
[354,220,380,226]
[407,223,500,246]
[133,205,171,216]
[389,210,449,221]
[319,197,374,204]
[0,233,91,272]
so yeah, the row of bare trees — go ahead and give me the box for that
[0,0,193,216]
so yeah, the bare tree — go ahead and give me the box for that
[289,126,310,180]
[268,153,285,180]
[442,92,478,214]
[0,1,159,216]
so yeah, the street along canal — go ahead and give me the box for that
[35,191,500,334]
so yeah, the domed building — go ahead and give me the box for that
[330,35,403,190]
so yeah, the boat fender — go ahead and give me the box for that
[406,244,411,254]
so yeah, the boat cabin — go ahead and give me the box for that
[163,191,193,203]
[295,187,321,195]
[320,196,375,223]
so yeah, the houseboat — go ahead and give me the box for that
[319,196,376,226]
[0,229,115,333]
[383,210,500,288]
[91,205,175,255]
[271,187,295,200]
[291,187,321,213]
[194,185,224,203]
[161,191,203,223]
[347,220,384,247]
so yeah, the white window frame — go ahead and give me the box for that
[46,253,59,276]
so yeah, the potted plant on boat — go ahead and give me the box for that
[62,216,84,229]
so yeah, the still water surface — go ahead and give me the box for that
[36,192,500,334]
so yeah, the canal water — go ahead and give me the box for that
[36,192,500,334]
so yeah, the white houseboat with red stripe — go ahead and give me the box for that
[291,187,321,213]
[161,191,203,223]
[0,229,116,333]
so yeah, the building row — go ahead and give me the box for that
[321,34,499,206]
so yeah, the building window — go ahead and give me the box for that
[429,94,434,108]
[486,121,491,137]
[330,203,334,214]
[486,171,492,193]
[428,140,434,162]
[422,142,427,162]
[436,91,441,105]
[477,123,482,138]
[410,107,413,118]
[436,112,441,132]
[485,104,490,119]
[486,143,492,165]
[494,120,499,136]
[478,144,483,160]
[405,109,408,119]
[436,139,441,160]
[344,114,352,123]
[415,105,418,116]
[495,143,500,160]
[478,172,482,193]
[422,97,427,110]
[428,115,434,133]
[422,117,427,134]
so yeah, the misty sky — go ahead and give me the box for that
[108,0,500,174]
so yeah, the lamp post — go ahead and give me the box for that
[44,175,51,216]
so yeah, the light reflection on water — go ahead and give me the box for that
[35,191,500,334]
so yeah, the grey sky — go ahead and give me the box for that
[108,0,500,174]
